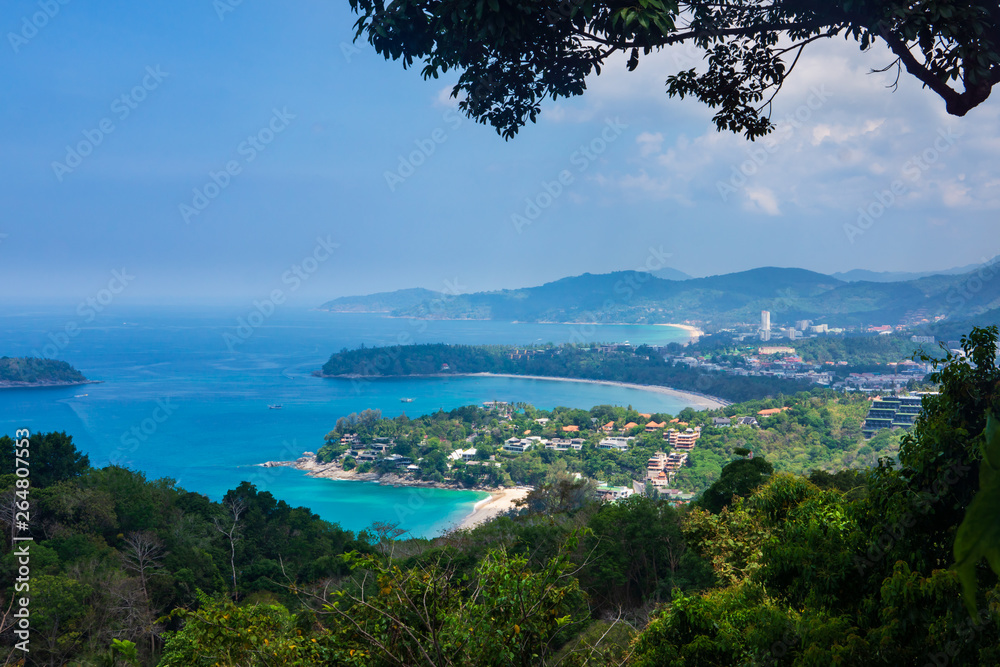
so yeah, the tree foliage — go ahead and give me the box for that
[348,0,1000,138]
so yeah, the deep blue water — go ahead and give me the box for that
[0,306,691,537]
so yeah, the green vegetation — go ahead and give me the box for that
[0,432,370,666]
[791,334,925,365]
[348,0,999,138]
[321,342,813,402]
[0,356,89,385]
[313,391,897,493]
[6,328,1000,666]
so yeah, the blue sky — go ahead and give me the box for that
[2,1,998,305]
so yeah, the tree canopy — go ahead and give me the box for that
[348,0,1000,138]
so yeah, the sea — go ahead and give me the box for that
[0,306,694,538]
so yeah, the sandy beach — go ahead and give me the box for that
[655,322,705,342]
[458,487,532,530]
[461,373,728,409]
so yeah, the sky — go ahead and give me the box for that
[2,1,998,305]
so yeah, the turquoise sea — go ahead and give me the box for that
[0,306,693,537]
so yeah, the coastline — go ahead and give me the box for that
[315,370,728,409]
[261,455,512,497]
[461,373,727,409]
[318,311,703,342]
[654,322,704,341]
[0,379,102,390]
[457,487,531,530]
[262,454,532,532]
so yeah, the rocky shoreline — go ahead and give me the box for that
[261,452,505,492]
[259,453,533,529]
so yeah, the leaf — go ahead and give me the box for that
[953,410,1000,616]
[953,484,1000,615]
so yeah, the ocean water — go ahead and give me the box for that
[0,306,692,537]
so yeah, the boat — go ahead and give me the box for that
[268,404,283,409]
[400,398,414,403]
[74,393,88,398]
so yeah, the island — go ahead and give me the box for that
[0,356,97,388]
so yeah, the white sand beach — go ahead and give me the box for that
[458,487,532,529]
[461,373,728,409]
[655,322,705,341]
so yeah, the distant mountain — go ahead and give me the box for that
[318,265,1000,329]
[832,256,998,282]
[320,288,443,313]
[647,267,693,281]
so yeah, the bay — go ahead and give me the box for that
[0,306,693,537]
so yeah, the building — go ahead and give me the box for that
[712,417,732,427]
[644,420,667,432]
[595,485,634,502]
[664,452,688,472]
[503,437,538,453]
[545,438,585,451]
[911,335,935,344]
[597,436,633,452]
[759,346,796,355]
[601,421,616,433]
[862,394,929,437]
[666,427,701,450]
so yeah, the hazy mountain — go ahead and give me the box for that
[319,265,1000,329]
[647,267,693,281]
[320,288,443,313]
[832,256,998,282]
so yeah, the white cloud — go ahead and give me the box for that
[636,132,664,156]
[434,85,460,109]
[745,187,781,215]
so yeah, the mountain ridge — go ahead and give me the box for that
[319,263,1000,330]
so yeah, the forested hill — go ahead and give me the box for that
[319,263,1000,328]
[0,356,90,386]
[319,343,812,402]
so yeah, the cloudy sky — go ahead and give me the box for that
[2,1,997,305]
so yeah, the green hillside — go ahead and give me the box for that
[0,357,89,385]
[318,264,1000,329]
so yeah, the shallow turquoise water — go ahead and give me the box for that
[0,306,691,537]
